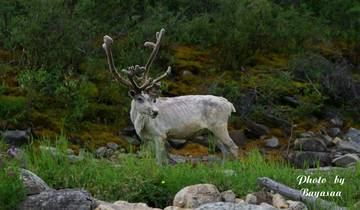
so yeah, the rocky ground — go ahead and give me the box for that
[19,168,308,210]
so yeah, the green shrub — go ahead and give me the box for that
[0,96,27,128]
[0,162,27,210]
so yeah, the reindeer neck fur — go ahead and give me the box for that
[130,99,150,138]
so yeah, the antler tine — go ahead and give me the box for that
[144,66,171,90]
[142,28,166,81]
[102,35,132,88]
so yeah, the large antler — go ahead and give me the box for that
[103,28,171,94]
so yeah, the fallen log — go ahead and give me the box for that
[257,177,347,210]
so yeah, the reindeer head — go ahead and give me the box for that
[102,29,171,118]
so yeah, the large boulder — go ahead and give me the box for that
[332,154,360,167]
[2,130,31,146]
[20,169,51,195]
[289,151,332,168]
[195,202,277,210]
[21,189,97,210]
[173,184,221,208]
[293,138,327,152]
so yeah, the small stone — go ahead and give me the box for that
[106,142,119,150]
[332,154,360,167]
[182,70,194,77]
[344,127,360,143]
[95,147,107,158]
[330,118,344,127]
[328,127,341,137]
[287,200,308,210]
[265,136,279,148]
[125,136,141,146]
[245,193,257,204]
[67,154,84,163]
[169,139,187,149]
[221,190,236,202]
[298,131,315,138]
[272,193,288,208]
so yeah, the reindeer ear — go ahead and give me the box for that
[128,90,137,98]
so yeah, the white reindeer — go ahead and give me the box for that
[102,29,238,165]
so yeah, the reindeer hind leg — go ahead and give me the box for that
[210,124,239,160]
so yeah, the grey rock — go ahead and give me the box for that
[335,139,360,154]
[106,142,119,150]
[286,200,308,210]
[245,120,270,139]
[191,135,210,148]
[182,70,194,77]
[125,136,141,146]
[221,190,236,202]
[21,189,97,210]
[265,136,279,148]
[332,154,360,167]
[195,202,277,210]
[173,184,221,208]
[67,154,84,163]
[169,139,187,149]
[293,138,327,152]
[20,169,50,195]
[330,118,344,127]
[2,130,30,146]
[328,128,341,137]
[344,127,360,143]
[229,130,247,147]
[298,131,315,138]
[95,146,107,158]
[289,151,332,168]
[245,193,257,204]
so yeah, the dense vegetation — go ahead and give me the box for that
[0,0,359,148]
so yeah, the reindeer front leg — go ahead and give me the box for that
[154,136,169,165]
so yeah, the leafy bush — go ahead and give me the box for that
[0,96,27,128]
[0,161,27,210]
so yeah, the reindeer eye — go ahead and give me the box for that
[153,98,156,103]
[137,97,144,103]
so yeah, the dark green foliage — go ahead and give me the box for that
[1,0,360,128]
[0,161,27,210]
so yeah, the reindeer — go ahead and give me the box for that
[102,29,239,165]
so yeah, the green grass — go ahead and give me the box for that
[1,137,360,209]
